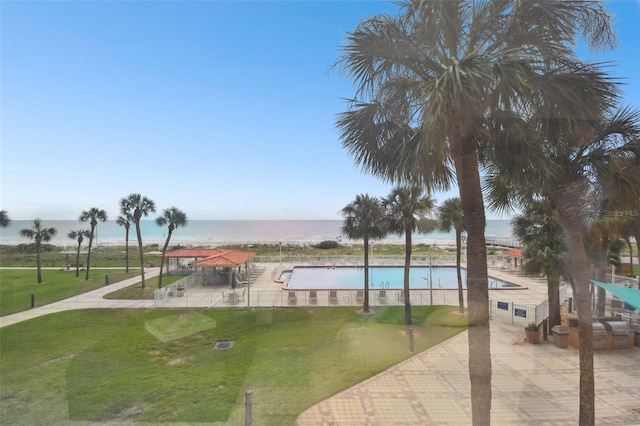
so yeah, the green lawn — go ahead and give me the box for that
[0,306,467,425]
[0,269,136,316]
[104,275,184,300]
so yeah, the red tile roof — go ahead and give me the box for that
[162,248,256,267]
[162,248,227,258]
[502,248,524,258]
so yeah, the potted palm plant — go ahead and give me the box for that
[525,322,541,344]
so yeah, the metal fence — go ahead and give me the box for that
[489,284,570,326]
[154,287,466,309]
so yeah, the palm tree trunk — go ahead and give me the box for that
[75,243,81,278]
[364,236,370,312]
[84,225,94,281]
[36,241,43,284]
[558,186,595,425]
[125,226,130,274]
[595,229,609,316]
[456,228,464,313]
[135,220,146,289]
[404,229,412,326]
[158,228,173,289]
[451,138,491,426]
[547,272,561,329]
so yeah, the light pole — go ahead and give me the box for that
[247,244,253,307]
[279,241,282,265]
[429,244,433,305]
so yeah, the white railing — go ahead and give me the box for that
[489,284,571,326]
[153,288,465,309]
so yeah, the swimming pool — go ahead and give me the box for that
[284,266,519,290]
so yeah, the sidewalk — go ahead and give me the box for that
[0,268,159,329]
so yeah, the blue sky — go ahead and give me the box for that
[2,1,639,221]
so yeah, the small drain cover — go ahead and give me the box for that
[214,341,234,349]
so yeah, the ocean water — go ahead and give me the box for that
[0,219,514,248]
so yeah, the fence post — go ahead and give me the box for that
[409,327,414,352]
[245,389,253,426]
[31,293,35,308]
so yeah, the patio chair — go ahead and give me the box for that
[288,291,297,306]
[355,290,364,304]
[397,290,406,304]
[377,290,388,305]
[309,291,318,306]
[329,290,339,305]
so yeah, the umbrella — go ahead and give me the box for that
[591,280,640,311]
[232,271,238,290]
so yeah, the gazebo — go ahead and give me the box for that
[161,248,256,286]
[502,248,524,270]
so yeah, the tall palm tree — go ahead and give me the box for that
[0,210,10,227]
[79,208,108,281]
[121,193,156,289]
[68,229,91,278]
[20,219,57,284]
[438,197,465,314]
[341,194,387,313]
[511,199,569,329]
[116,210,133,273]
[156,207,188,289]
[382,185,434,325]
[336,2,617,422]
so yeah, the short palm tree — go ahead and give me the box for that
[382,185,434,325]
[121,193,156,289]
[487,105,640,423]
[79,207,108,281]
[156,207,188,289]
[20,219,57,283]
[341,194,387,313]
[116,210,133,273]
[0,210,10,227]
[511,199,569,329]
[68,229,90,278]
[438,198,465,314]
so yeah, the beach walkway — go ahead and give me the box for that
[1,265,639,424]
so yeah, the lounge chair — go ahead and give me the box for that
[329,290,339,305]
[288,291,297,306]
[377,290,388,305]
[309,291,318,306]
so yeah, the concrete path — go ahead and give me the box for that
[0,268,159,329]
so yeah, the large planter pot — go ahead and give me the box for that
[525,329,540,344]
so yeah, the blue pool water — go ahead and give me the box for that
[284,266,519,290]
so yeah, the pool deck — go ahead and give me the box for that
[295,265,640,425]
[1,264,639,425]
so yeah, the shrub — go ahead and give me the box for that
[315,240,339,249]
